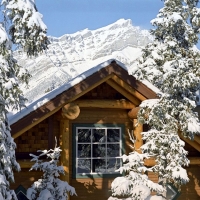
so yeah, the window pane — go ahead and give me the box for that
[107,144,120,157]
[92,129,106,143]
[77,159,91,173]
[93,144,106,157]
[92,159,106,173]
[75,126,122,175]
[77,129,91,142]
[78,144,91,158]
[17,192,29,200]
[107,129,120,142]
[107,158,121,173]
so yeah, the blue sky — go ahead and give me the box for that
[36,0,163,37]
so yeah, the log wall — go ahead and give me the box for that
[11,169,43,190]
[69,108,133,200]
[148,166,200,200]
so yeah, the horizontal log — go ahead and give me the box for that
[74,99,135,109]
[128,107,140,119]
[194,135,200,145]
[18,156,200,169]
[189,157,200,165]
[18,160,61,168]
[144,157,156,166]
[18,160,33,168]
[179,133,200,152]
[144,157,200,166]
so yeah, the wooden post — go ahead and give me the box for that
[133,119,143,153]
[60,119,70,199]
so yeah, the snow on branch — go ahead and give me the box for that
[27,142,77,200]
[2,0,49,56]
[108,133,164,200]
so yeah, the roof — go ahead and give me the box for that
[10,59,157,138]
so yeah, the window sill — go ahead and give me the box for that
[75,173,122,179]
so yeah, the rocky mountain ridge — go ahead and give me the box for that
[14,19,153,104]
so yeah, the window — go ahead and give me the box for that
[158,181,180,200]
[15,185,29,200]
[73,124,124,177]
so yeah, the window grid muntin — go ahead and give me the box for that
[76,127,121,174]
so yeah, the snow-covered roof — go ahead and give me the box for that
[11,60,122,122]
[10,59,157,137]
[9,59,125,124]
[14,18,153,105]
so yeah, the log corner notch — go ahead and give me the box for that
[128,107,140,119]
[62,102,80,120]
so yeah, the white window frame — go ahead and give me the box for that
[75,126,122,175]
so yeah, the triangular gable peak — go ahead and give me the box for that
[10,60,157,139]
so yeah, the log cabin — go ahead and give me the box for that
[9,60,200,200]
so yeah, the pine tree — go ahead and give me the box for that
[131,0,200,192]
[27,143,77,200]
[108,132,164,200]
[2,0,49,56]
[108,151,164,200]
[0,0,49,199]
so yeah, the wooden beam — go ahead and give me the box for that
[18,160,33,168]
[74,99,135,109]
[179,133,200,152]
[12,106,62,139]
[144,157,156,166]
[106,79,141,105]
[18,156,200,169]
[189,157,200,165]
[194,135,200,145]
[12,74,114,139]
[60,119,70,186]
[133,119,143,153]
[111,75,147,101]
[68,74,115,103]
[144,157,200,166]
[17,159,61,169]
[128,107,140,119]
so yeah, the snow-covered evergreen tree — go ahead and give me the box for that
[0,0,49,199]
[108,151,164,200]
[2,0,49,56]
[27,143,77,200]
[131,0,200,191]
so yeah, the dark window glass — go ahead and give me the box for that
[77,159,91,173]
[107,158,121,173]
[93,144,106,157]
[17,191,29,200]
[78,144,91,158]
[93,159,106,173]
[93,129,106,142]
[77,129,91,142]
[76,127,122,175]
[107,144,120,157]
[107,129,120,142]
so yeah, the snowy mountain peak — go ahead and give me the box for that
[14,19,153,104]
